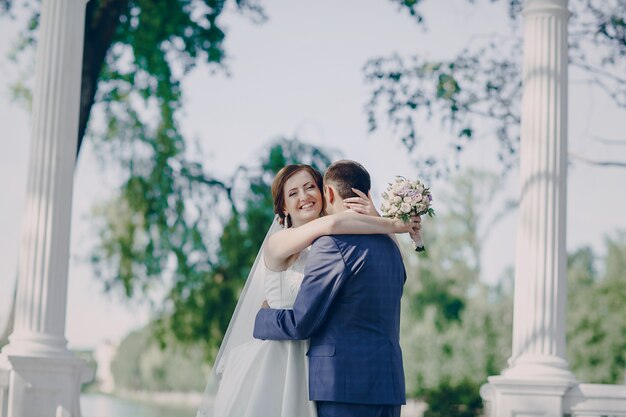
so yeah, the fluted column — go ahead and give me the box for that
[0,0,91,415]
[480,1,576,416]
[506,0,574,381]
[4,0,87,358]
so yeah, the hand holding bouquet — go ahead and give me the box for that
[380,176,434,252]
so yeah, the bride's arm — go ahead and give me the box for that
[264,212,411,271]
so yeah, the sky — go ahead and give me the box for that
[1,0,625,350]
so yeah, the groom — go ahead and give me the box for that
[254,160,406,417]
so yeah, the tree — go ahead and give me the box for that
[0,0,266,347]
[111,324,208,392]
[364,0,626,178]
[0,0,412,350]
[1,0,266,156]
[399,170,513,416]
[398,169,626,413]
[567,233,626,384]
[92,138,333,358]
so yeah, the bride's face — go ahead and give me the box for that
[283,170,323,227]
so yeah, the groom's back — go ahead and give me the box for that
[329,234,405,337]
[307,233,406,405]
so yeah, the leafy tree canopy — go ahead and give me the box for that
[400,169,626,414]
[92,138,333,358]
[364,0,626,178]
[2,0,266,156]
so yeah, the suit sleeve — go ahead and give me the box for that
[253,236,347,340]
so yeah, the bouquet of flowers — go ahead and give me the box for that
[380,176,434,252]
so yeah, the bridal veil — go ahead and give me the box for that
[196,218,282,417]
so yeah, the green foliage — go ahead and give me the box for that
[2,0,267,152]
[567,234,626,384]
[402,170,507,329]
[94,138,333,360]
[419,379,484,417]
[92,0,265,144]
[400,170,626,412]
[82,0,265,305]
[157,138,332,359]
[0,3,340,361]
[388,0,426,24]
[101,165,626,406]
[400,170,513,413]
[111,324,208,392]
[364,0,626,178]
[4,0,625,406]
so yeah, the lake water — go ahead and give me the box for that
[81,393,197,417]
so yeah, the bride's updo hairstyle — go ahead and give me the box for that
[271,164,324,228]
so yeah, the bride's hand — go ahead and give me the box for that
[343,188,380,216]
[409,216,421,237]
[393,216,421,234]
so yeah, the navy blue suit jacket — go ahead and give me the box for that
[253,234,406,405]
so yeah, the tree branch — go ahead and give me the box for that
[0,0,11,13]
[570,153,626,168]
[592,136,626,146]
[77,0,130,157]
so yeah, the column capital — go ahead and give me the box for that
[523,0,571,18]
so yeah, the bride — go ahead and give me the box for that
[196,163,419,417]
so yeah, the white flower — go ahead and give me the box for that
[383,176,432,218]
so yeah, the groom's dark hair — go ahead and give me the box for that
[324,160,371,199]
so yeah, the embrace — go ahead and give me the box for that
[196,160,422,417]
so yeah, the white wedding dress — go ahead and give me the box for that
[212,247,318,417]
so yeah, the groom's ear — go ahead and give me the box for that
[324,184,335,205]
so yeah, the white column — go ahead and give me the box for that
[507,0,573,382]
[0,0,91,415]
[481,0,576,416]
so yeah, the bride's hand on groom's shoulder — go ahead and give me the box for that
[343,188,379,217]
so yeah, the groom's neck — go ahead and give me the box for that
[328,200,347,215]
